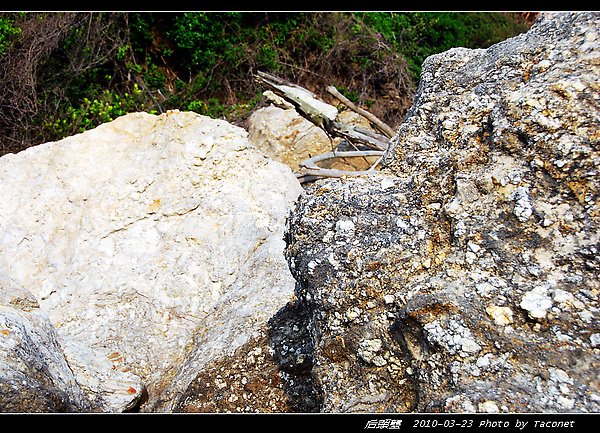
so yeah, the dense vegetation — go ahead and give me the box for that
[0,12,533,156]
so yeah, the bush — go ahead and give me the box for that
[42,85,149,137]
[0,12,533,156]
[0,15,21,55]
[359,12,531,78]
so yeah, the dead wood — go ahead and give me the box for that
[326,85,396,138]
[254,71,396,184]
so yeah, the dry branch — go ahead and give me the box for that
[295,150,385,183]
[254,71,395,184]
[326,85,396,138]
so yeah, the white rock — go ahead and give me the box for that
[380,178,395,189]
[0,110,303,411]
[0,272,90,411]
[445,394,477,412]
[335,219,355,234]
[247,106,333,171]
[486,306,514,326]
[358,338,383,364]
[61,338,144,412]
[444,198,463,218]
[512,186,533,222]
[479,400,500,413]
[520,286,554,319]
[558,396,575,410]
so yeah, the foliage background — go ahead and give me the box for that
[0,12,533,156]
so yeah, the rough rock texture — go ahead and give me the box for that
[171,298,322,412]
[0,110,302,412]
[3,12,600,414]
[248,105,333,171]
[0,272,90,412]
[285,12,600,412]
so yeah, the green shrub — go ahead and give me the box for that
[359,12,531,78]
[42,84,149,138]
[0,15,21,55]
[1,12,533,155]
[168,12,245,70]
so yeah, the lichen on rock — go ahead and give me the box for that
[284,12,600,413]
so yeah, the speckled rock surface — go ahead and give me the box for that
[2,12,599,414]
[171,298,321,412]
[285,12,600,413]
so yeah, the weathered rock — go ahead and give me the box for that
[0,110,302,412]
[171,298,321,412]
[248,105,379,172]
[0,272,90,412]
[1,271,142,412]
[248,105,332,171]
[285,12,600,413]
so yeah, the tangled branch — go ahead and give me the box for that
[0,12,132,155]
[254,71,393,184]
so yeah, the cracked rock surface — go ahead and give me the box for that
[285,12,600,412]
[0,110,302,412]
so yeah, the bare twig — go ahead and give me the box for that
[326,85,396,138]
[255,72,388,151]
[255,71,337,131]
[133,74,164,114]
[328,121,388,151]
[295,150,385,182]
[254,71,392,184]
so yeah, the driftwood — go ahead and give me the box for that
[326,85,395,138]
[295,150,385,183]
[254,71,394,183]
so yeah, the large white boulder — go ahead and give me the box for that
[0,110,303,411]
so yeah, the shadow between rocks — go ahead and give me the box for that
[168,297,321,413]
[266,298,323,412]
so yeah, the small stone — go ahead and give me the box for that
[444,199,463,218]
[372,355,388,367]
[381,178,395,189]
[512,186,533,222]
[467,241,482,253]
[479,400,500,413]
[557,396,575,410]
[335,219,355,234]
[520,286,553,319]
[358,339,383,364]
[465,251,477,264]
[486,306,514,326]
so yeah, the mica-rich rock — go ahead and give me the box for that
[0,110,302,411]
[285,12,600,413]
